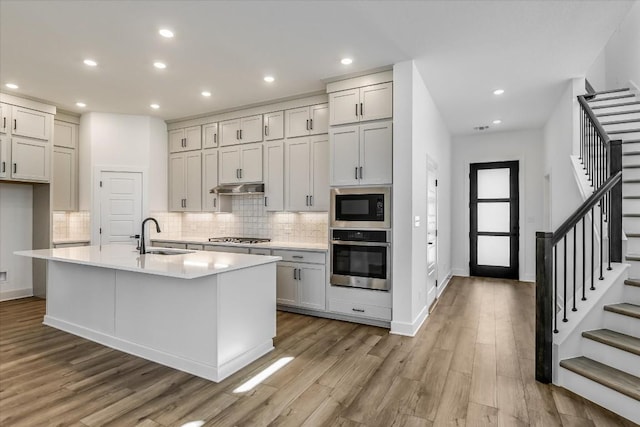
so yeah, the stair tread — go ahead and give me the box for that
[602,119,640,126]
[622,179,640,183]
[582,329,640,356]
[610,128,640,135]
[591,101,640,110]
[625,233,640,238]
[591,88,630,96]
[623,151,640,156]
[626,255,640,261]
[588,94,635,102]
[623,196,640,199]
[559,356,640,401]
[597,109,640,118]
[625,279,640,288]
[623,164,640,168]
[604,303,640,319]
[623,214,640,217]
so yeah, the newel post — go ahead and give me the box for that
[535,231,553,383]
[610,139,623,263]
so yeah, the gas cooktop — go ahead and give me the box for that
[208,237,271,244]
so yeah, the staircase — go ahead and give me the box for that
[557,87,640,424]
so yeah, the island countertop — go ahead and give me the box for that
[16,244,282,279]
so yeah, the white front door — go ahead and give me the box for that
[426,159,438,309]
[99,171,142,245]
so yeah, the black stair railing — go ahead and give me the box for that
[535,93,623,384]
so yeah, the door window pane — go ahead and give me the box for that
[477,168,510,199]
[477,236,510,267]
[477,202,510,232]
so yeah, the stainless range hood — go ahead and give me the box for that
[210,183,264,194]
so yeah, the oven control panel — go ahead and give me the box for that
[332,229,388,243]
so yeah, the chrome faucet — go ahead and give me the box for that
[140,217,161,255]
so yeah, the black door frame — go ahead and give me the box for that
[469,161,519,279]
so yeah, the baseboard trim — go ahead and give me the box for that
[437,270,453,298]
[390,305,428,337]
[0,288,33,302]
[277,305,391,329]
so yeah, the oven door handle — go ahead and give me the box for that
[331,240,390,247]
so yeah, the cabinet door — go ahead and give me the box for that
[168,153,186,211]
[52,146,76,210]
[285,107,310,138]
[360,82,393,122]
[310,135,329,211]
[202,123,218,149]
[329,89,359,126]
[202,150,218,211]
[184,126,202,151]
[219,119,241,147]
[11,106,50,140]
[329,126,359,186]
[54,120,77,148]
[11,137,50,181]
[264,111,284,141]
[239,143,263,182]
[168,129,186,153]
[276,263,298,306]
[239,115,263,144]
[285,138,310,211]
[264,141,284,211]
[298,264,326,311]
[359,121,393,185]
[0,135,10,179]
[309,104,329,135]
[219,146,240,184]
[185,152,202,211]
[0,103,9,134]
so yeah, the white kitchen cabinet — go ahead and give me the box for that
[11,106,51,140]
[285,104,328,138]
[264,141,284,211]
[0,135,9,178]
[276,264,298,306]
[0,103,10,134]
[202,123,219,149]
[219,143,263,184]
[329,82,392,126]
[264,111,284,141]
[52,146,77,211]
[11,136,50,181]
[285,135,329,212]
[54,120,77,149]
[330,120,392,186]
[169,126,202,153]
[274,249,326,311]
[204,245,250,254]
[202,149,231,213]
[169,151,201,211]
[219,114,263,146]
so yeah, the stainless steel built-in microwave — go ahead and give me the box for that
[330,187,391,229]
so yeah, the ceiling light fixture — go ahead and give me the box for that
[76,102,86,108]
[201,91,211,97]
[150,104,160,109]
[263,76,275,83]
[474,125,490,131]
[159,29,174,38]
[83,59,98,67]
[5,83,19,89]
[492,119,502,125]
[153,62,167,69]
[493,89,505,95]
[341,58,353,65]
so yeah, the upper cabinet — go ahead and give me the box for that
[0,135,9,179]
[219,143,263,184]
[54,120,77,149]
[11,106,51,140]
[264,141,284,211]
[285,135,329,212]
[219,114,263,146]
[264,111,284,141]
[52,119,79,211]
[202,149,231,213]
[0,103,10,134]
[329,82,392,126]
[285,104,328,138]
[169,151,202,211]
[202,123,218,149]
[169,126,202,153]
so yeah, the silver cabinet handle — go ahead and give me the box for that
[352,308,365,313]
[355,167,358,179]
[360,103,363,116]
[310,195,313,206]
[292,255,304,259]
[309,118,313,130]
[359,166,363,179]
[265,125,268,136]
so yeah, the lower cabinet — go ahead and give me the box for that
[274,249,326,311]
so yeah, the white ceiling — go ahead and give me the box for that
[0,0,634,135]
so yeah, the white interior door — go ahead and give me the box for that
[426,159,438,309]
[100,171,142,245]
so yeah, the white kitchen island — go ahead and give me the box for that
[16,244,281,382]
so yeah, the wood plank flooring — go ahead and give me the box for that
[1,276,637,426]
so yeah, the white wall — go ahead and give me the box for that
[0,183,33,300]
[586,49,607,91]
[605,1,640,90]
[451,129,544,282]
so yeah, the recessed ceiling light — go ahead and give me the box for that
[153,62,167,69]
[159,29,174,38]
[493,89,505,95]
[83,59,98,67]
[150,104,160,109]
[5,83,18,89]
[341,58,353,65]
[492,119,502,125]
[263,76,275,83]
[474,125,490,131]
[201,91,211,97]
[76,102,86,108]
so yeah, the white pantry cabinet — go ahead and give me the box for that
[330,121,392,186]
[53,120,77,149]
[264,141,284,211]
[219,143,263,184]
[285,104,328,138]
[169,151,202,211]
[52,146,77,211]
[0,103,10,134]
[169,126,202,153]
[219,115,263,146]
[202,123,219,149]
[202,149,231,213]
[264,111,284,141]
[329,82,392,126]
[274,249,326,311]
[285,135,329,212]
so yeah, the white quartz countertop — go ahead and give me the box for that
[15,245,282,279]
[151,236,329,252]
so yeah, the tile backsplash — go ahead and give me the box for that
[52,211,91,241]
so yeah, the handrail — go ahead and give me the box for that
[585,79,596,95]
[578,95,611,146]
[552,171,622,245]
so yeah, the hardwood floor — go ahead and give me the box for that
[1,276,636,426]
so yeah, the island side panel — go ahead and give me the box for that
[216,262,277,379]
[45,261,116,335]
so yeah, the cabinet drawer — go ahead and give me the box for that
[249,248,272,256]
[53,242,89,248]
[272,249,325,264]
[152,241,187,249]
[204,245,250,254]
[329,299,391,321]
[186,244,204,250]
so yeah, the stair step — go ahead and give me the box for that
[602,119,640,126]
[626,255,640,262]
[591,88,630,96]
[609,128,640,135]
[596,109,640,118]
[622,179,640,183]
[604,303,640,319]
[559,356,640,401]
[623,139,640,145]
[591,101,640,110]
[623,164,640,169]
[625,279,640,288]
[588,94,636,103]
[626,233,640,238]
[623,151,640,156]
[582,329,640,356]
[623,214,640,217]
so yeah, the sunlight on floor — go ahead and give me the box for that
[180,421,205,427]
[233,356,294,393]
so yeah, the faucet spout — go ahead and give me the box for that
[140,217,161,255]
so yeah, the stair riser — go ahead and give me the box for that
[600,112,640,122]
[622,168,640,180]
[603,311,640,337]
[624,237,640,254]
[593,104,640,114]
[603,122,640,132]
[624,284,640,305]
[623,198,640,212]
[622,216,640,232]
[622,155,640,166]
[623,144,640,154]
[581,338,640,377]
[559,368,640,425]
[617,132,640,141]
[626,259,640,278]
[623,183,640,197]
[589,97,636,107]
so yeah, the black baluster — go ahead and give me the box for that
[580,111,583,162]
[582,217,586,301]
[600,199,604,280]
[572,225,577,312]
[554,245,558,333]
[608,187,612,271]
[563,236,568,322]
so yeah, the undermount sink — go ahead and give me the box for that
[145,249,194,255]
